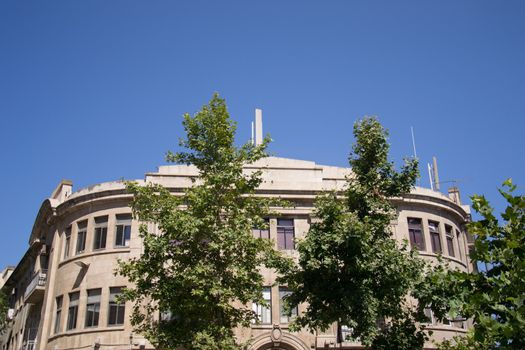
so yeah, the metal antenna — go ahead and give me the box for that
[411,126,418,159]
[427,163,434,191]
[411,126,421,186]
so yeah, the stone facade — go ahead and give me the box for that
[1,157,474,350]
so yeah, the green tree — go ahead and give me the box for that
[0,289,8,333]
[282,117,429,349]
[435,180,525,350]
[118,94,288,350]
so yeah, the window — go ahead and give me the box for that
[76,221,87,254]
[67,292,79,330]
[445,225,455,257]
[428,221,442,254]
[277,219,294,250]
[54,296,62,334]
[279,287,298,323]
[338,324,355,343]
[252,287,271,324]
[108,287,125,326]
[456,230,463,261]
[423,307,434,324]
[115,214,132,247]
[93,216,108,250]
[252,219,270,239]
[407,218,425,251]
[85,289,101,328]
[64,227,71,259]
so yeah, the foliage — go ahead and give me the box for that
[118,93,289,350]
[435,180,525,350]
[282,117,428,348]
[0,289,8,333]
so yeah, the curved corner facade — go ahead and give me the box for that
[1,157,473,350]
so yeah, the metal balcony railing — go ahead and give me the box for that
[24,270,47,301]
[24,340,36,350]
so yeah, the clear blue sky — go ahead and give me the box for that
[1,0,524,269]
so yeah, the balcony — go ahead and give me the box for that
[24,270,47,303]
[23,340,36,350]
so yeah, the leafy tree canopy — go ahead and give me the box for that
[282,117,430,349]
[118,93,288,350]
[0,289,8,333]
[435,180,525,350]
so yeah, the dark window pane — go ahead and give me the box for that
[94,227,107,250]
[124,225,131,246]
[407,218,425,251]
[67,292,79,330]
[447,237,455,257]
[64,228,71,259]
[277,219,294,250]
[429,221,442,253]
[67,307,77,330]
[108,287,125,325]
[279,287,298,323]
[115,225,123,246]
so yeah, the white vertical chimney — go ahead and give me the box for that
[255,108,263,145]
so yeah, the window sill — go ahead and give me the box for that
[59,248,131,268]
[49,326,125,341]
[416,251,468,268]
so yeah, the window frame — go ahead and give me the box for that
[279,287,298,324]
[66,292,79,331]
[76,221,87,255]
[63,227,71,259]
[114,215,132,248]
[277,218,295,250]
[93,216,108,250]
[85,289,102,328]
[428,220,442,254]
[407,218,425,251]
[445,224,455,257]
[252,286,272,325]
[252,218,270,240]
[108,287,126,326]
[54,295,63,334]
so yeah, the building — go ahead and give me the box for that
[1,156,473,350]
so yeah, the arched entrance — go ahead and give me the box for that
[249,326,310,350]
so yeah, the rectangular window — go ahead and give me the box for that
[279,287,298,323]
[407,218,425,251]
[445,225,455,257]
[456,230,463,262]
[76,221,87,254]
[252,287,271,324]
[67,292,79,330]
[423,307,434,324]
[64,227,71,259]
[277,219,294,250]
[93,216,108,250]
[339,325,355,343]
[252,219,270,239]
[108,287,125,326]
[54,296,63,334]
[115,214,132,247]
[428,221,442,254]
[85,289,101,328]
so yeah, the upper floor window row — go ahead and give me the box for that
[252,218,296,250]
[63,214,132,259]
[55,286,126,334]
[407,218,464,260]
